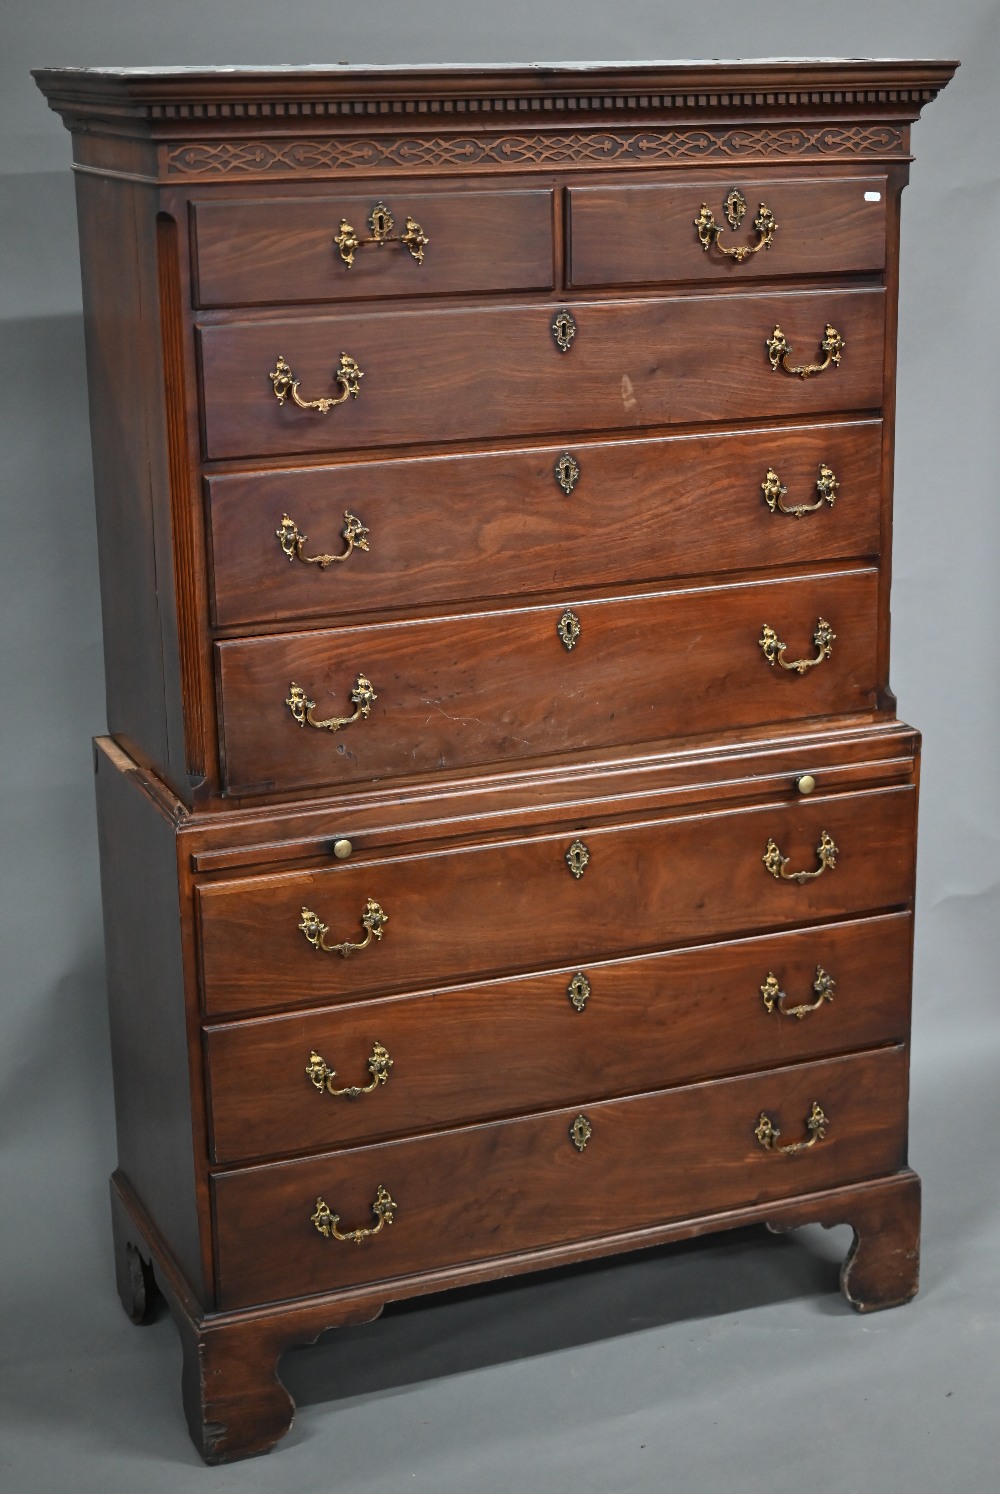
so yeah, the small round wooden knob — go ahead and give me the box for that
[796,774,817,796]
[333,838,354,860]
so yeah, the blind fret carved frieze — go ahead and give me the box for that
[165,124,905,179]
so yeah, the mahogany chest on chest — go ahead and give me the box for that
[33,58,955,1464]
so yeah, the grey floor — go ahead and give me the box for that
[3,1028,998,1493]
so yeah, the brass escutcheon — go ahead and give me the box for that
[555,452,581,495]
[761,464,839,518]
[269,352,364,412]
[755,1101,829,1156]
[557,608,582,651]
[552,309,577,353]
[299,898,388,957]
[725,187,748,229]
[761,967,835,1020]
[766,323,844,379]
[762,831,838,883]
[306,1043,393,1098]
[286,674,377,732]
[276,511,370,568]
[569,1114,593,1152]
[311,1185,397,1243]
[565,839,590,879]
[759,619,836,674]
[694,188,778,262]
[334,201,428,268]
[567,972,591,1012]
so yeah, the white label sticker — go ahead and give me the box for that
[864,191,882,202]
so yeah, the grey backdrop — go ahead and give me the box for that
[2,4,998,1491]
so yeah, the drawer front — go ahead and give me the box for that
[198,785,916,1015]
[198,289,886,460]
[568,175,888,289]
[192,189,555,308]
[207,421,883,628]
[216,568,879,795]
[212,1045,909,1309]
[205,912,912,1163]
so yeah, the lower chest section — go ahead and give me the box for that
[157,727,921,1312]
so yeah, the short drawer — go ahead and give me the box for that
[215,567,880,795]
[204,912,912,1163]
[211,1045,909,1309]
[568,175,888,289]
[198,288,886,460]
[192,189,555,307]
[197,784,916,1015]
[207,420,883,628]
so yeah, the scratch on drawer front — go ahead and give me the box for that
[428,703,492,731]
[621,374,638,411]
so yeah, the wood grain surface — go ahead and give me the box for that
[198,288,886,460]
[193,188,555,306]
[215,567,880,794]
[95,743,206,1296]
[211,1045,909,1308]
[207,420,883,628]
[567,174,888,287]
[204,911,912,1161]
[197,784,916,1014]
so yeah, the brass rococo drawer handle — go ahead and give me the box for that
[311,1185,397,1243]
[334,201,428,268]
[276,512,370,568]
[299,898,388,957]
[762,464,839,518]
[755,1101,829,1156]
[694,189,778,262]
[306,1043,393,1098]
[286,675,377,732]
[763,831,838,883]
[269,352,364,412]
[759,618,835,673]
[761,966,835,1019]
[766,323,844,379]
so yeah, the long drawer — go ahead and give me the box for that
[205,912,912,1163]
[197,784,917,1015]
[198,288,886,459]
[207,421,883,628]
[211,1045,909,1309]
[216,567,880,795]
